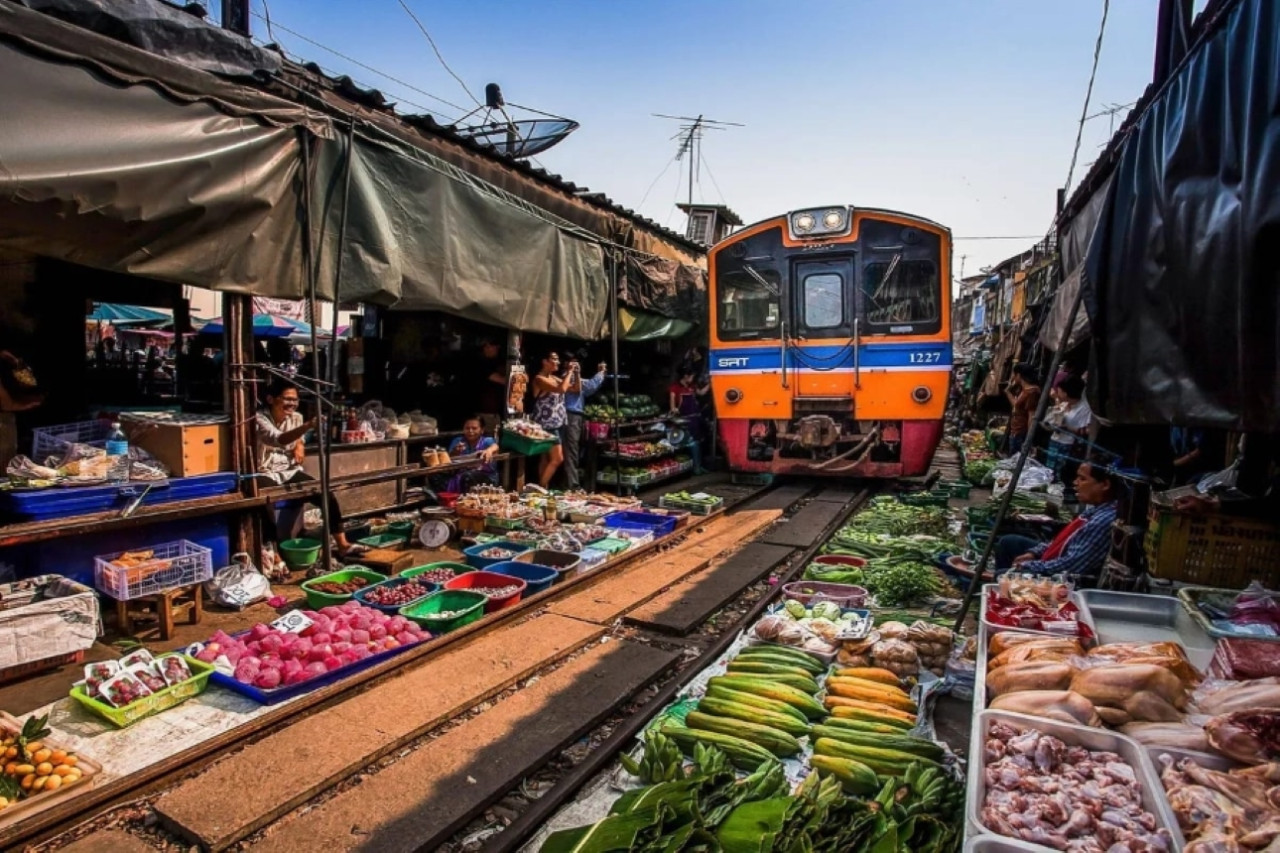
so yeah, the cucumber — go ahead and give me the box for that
[686,711,801,758]
[724,664,819,694]
[660,725,777,772]
[810,726,944,761]
[734,647,827,675]
[707,676,825,720]
[704,687,809,725]
[696,697,812,738]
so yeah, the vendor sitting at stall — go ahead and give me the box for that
[993,460,1120,581]
[255,378,352,554]
[444,416,500,491]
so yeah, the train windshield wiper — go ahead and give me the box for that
[742,264,779,296]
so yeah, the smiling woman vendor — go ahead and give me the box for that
[994,461,1120,581]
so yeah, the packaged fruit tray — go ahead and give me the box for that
[69,655,214,728]
[0,712,102,831]
[659,494,723,515]
[208,632,427,706]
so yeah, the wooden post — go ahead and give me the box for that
[224,293,259,558]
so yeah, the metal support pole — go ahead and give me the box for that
[609,253,622,491]
[300,137,334,572]
[329,118,355,390]
[952,273,1087,631]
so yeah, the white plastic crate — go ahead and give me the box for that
[94,540,214,601]
[32,419,112,461]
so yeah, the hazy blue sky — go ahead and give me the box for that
[231,1,1189,277]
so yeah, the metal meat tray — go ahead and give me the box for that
[966,710,1185,852]
[1177,586,1280,643]
[965,836,1056,853]
[1079,589,1217,671]
[1147,745,1237,773]
[979,584,1098,646]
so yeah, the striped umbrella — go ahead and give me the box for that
[198,315,312,338]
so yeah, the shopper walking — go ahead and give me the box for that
[563,355,607,490]
[1004,364,1041,456]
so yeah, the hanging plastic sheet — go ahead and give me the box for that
[619,254,707,323]
[0,2,321,298]
[312,128,610,339]
[1041,174,1111,352]
[1082,0,1280,431]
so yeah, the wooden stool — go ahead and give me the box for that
[115,584,203,640]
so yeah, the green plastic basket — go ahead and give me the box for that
[593,537,631,555]
[279,537,322,568]
[386,521,416,537]
[400,589,487,633]
[69,655,214,728]
[301,568,388,608]
[356,533,408,550]
[500,429,558,456]
[400,561,474,582]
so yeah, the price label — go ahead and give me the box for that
[224,586,254,606]
[690,492,712,501]
[271,610,315,634]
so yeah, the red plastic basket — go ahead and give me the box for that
[0,649,86,685]
[811,555,868,569]
[443,570,526,612]
[780,581,868,608]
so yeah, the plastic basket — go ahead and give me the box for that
[592,537,632,555]
[352,576,439,615]
[356,533,408,550]
[578,547,608,569]
[462,540,532,569]
[513,549,582,578]
[781,581,869,608]
[659,495,723,515]
[401,590,487,633]
[69,655,214,728]
[0,650,87,685]
[94,540,214,601]
[487,561,558,595]
[400,561,473,583]
[486,512,533,532]
[603,510,677,538]
[32,418,112,460]
[1144,506,1280,588]
[499,429,558,456]
[300,568,389,609]
[443,570,526,611]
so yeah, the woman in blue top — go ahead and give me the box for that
[445,417,499,491]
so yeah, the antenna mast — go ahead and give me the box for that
[653,113,743,207]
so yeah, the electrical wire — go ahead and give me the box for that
[395,0,483,108]
[257,0,276,46]
[1064,0,1111,195]
[698,150,728,206]
[248,11,468,116]
[636,154,679,211]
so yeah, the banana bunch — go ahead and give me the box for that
[895,761,963,821]
[619,730,686,784]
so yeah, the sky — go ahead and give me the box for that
[219,0,1190,280]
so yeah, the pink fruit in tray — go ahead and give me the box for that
[369,624,387,641]
[304,661,327,677]
[195,646,219,664]
[351,629,370,644]
[254,669,282,690]
[395,631,416,646]
[250,623,272,641]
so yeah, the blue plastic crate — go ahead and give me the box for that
[602,510,677,538]
[0,473,237,521]
[487,561,557,595]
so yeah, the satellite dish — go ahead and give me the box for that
[453,83,579,159]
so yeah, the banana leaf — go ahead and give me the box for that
[611,778,704,826]
[541,806,670,853]
[716,796,790,853]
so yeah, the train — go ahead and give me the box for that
[708,205,952,478]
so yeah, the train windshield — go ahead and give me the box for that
[715,228,785,340]
[862,258,940,328]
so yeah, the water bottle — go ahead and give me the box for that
[106,422,130,484]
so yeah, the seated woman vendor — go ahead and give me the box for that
[255,378,351,554]
[994,461,1119,581]
[444,417,499,491]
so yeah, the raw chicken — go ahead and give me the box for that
[1071,664,1188,720]
[991,690,1103,727]
[1207,711,1280,766]
[1120,722,1211,752]
[1158,753,1280,851]
[988,661,1078,698]
[983,720,1174,852]
[1196,680,1280,717]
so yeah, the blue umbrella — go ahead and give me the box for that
[87,303,170,325]
[198,315,312,338]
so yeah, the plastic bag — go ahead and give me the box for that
[992,457,1055,496]
[205,552,273,609]
[1229,582,1280,632]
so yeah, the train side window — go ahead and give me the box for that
[862,259,940,330]
[718,271,781,340]
[802,272,843,329]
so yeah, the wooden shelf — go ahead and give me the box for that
[0,494,264,549]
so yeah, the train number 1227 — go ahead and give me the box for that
[908,351,942,364]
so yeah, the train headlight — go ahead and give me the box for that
[792,213,816,234]
[788,207,851,239]
[911,386,932,404]
[725,388,743,404]
[822,209,845,230]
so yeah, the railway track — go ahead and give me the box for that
[29,478,876,853]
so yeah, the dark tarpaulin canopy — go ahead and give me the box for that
[619,254,707,323]
[1080,0,1280,432]
[0,1,317,298]
[312,129,610,339]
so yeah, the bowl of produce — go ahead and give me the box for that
[401,590,488,633]
[301,568,388,609]
[400,562,473,584]
[443,570,527,612]
[781,581,868,608]
[462,540,532,570]
[353,576,439,614]
[279,538,322,568]
[487,561,558,595]
[811,554,868,569]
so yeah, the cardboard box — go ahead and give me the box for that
[122,413,230,477]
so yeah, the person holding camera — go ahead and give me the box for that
[1004,363,1041,456]
[563,355,607,490]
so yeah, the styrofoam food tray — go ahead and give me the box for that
[967,710,1185,852]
